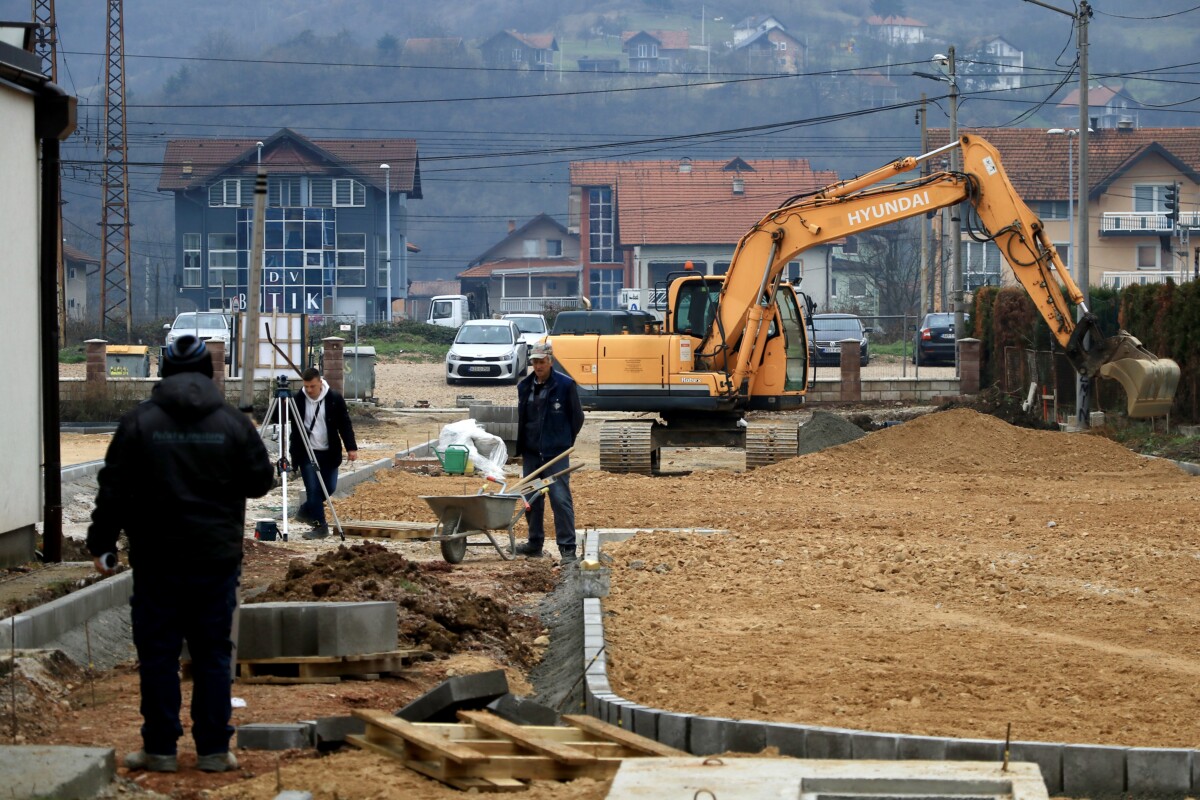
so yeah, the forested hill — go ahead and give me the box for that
[21,0,1200,285]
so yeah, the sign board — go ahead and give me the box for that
[237,311,306,379]
[340,324,352,332]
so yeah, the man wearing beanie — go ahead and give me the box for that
[88,334,274,774]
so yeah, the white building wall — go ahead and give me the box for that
[0,82,45,539]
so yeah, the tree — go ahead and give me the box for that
[870,0,906,17]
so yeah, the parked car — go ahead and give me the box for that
[445,319,527,384]
[164,311,230,348]
[808,313,871,367]
[501,313,548,348]
[913,312,968,365]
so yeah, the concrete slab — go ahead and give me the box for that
[0,745,115,800]
[396,669,509,722]
[604,758,1050,799]
[1125,747,1193,797]
[236,723,314,751]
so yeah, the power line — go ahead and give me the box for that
[1096,4,1200,19]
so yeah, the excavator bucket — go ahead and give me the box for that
[1097,332,1181,418]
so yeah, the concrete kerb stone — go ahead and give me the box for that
[655,712,690,751]
[1125,747,1193,798]
[1,745,116,800]
[725,720,768,755]
[0,571,132,652]
[396,669,509,722]
[236,723,315,751]
[764,722,808,758]
[59,459,104,483]
[804,726,854,759]
[851,731,900,760]
[274,792,314,800]
[688,716,731,756]
[629,706,658,740]
[896,734,951,761]
[945,737,1005,762]
[311,716,367,751]
[1062,744,1128,798]
[1010,741,1064,796]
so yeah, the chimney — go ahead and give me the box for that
[507,219,516,233]
[182,159,193,176]
[732,176,745,196]
[678,157,692,174]
[1117,117,1134,131]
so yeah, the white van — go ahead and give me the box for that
[426,295,472,328]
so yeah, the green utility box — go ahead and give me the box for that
[342,345,377,401]
[106,345,150,378]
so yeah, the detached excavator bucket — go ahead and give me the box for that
[1097,332,1181,418]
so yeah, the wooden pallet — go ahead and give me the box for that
[346,709,686,792]
[341,520,438,540]
[233,649,426,684]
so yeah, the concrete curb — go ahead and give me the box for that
[294,455,393,509]
[580,530,1200,798]
[0,571,132,651]
[60,460,104,483]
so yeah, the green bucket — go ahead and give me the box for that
[436,444,470,475]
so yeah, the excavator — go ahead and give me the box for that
[549,134,1181,474]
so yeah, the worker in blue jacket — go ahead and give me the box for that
[514,341,585,563]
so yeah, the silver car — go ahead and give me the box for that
[445,319,528,384]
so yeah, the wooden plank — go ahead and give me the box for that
[562,714,688,757]
[342,520,437,540]
[353,710,489,764]
[458,711,597,765]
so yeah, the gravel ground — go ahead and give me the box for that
[374,360,520,408]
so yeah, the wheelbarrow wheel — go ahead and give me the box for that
[440,535,467,564]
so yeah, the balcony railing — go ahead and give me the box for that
[498,296,585,313]
[1100,270,1195,289]
[1101,211,1200,234]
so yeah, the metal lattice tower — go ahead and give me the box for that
[99,0,132,338]
[33,0,67,333]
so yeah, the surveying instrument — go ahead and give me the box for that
[262,374,345,541]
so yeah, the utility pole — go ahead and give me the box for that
[918,93,929,319]
[99,0,133,339]
[946,46,962,364]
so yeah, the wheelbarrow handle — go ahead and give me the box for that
[506,446,575,493]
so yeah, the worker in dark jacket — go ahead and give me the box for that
[88,335,274,774]
[514,341,585,563]
[289,366,357,539]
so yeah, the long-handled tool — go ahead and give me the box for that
[506,446,575,494]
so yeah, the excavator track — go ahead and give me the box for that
[745,423,798,470]
[599,421,656,475]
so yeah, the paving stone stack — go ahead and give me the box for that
[238,601,397,659]
[469,403,518,454]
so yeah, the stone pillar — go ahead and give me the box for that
[85,339,107,397]
[839,339,861,402]
[958,338,981,395]
[322,337,345,394]
[207,340,226,395]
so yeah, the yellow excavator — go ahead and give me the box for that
[550,134,1181,473]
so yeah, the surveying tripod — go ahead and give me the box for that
[262,375,345,541]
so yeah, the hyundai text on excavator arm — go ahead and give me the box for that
[550,135,1180,474]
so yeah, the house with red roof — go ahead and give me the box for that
[456,214,583,316]
[732,26,806,74]
[479,31,559,71]
[158,128,421,320]
[1057,82,1141,130]
[568,156,848,311]
[931,127,1200,290]
[621,30,690,73]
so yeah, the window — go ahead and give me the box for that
[270,177,304,207]
[183,233,201,287]
[208,178,241,207]
[588,187,616,263]
[333,178,365,207]
[848,277,868,297]
[547,239,562,256]
[337,232,366,286]
[523,239,538,257]
[775,41,787,51]
[963,240,1002,290]
[310,178,333,207]
[1134,184,1172,213]
[1035,201,1069,220]
[1053,243,1069,270]
[713,261,731,275]
[208,232,237,288]
[375,234,388,287]
[1137,244,1160,270]
[511,48,522,62]
[589,268,623,310]
[637,44,649,58]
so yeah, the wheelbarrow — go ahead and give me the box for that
[420,464,582,564]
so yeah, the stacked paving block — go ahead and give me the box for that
[469,403,518,454]
[237,601,397,659]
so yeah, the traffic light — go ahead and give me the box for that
[1164,182,1180,225]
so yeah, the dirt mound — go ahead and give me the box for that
[250,543,548,667]
[939,386,1058,431]
[0,650,86,740]
[797,410,867,456]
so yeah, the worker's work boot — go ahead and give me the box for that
[514,541,543,558]
[196,751,238,773]
[123,750,178,773]
[302,522,329,540]
[559,548,578,565]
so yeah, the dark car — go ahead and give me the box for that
[808,313,870,367]
[913,312,968,365]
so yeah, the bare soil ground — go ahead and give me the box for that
[23,360,1200,797]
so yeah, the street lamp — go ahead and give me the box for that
[914,46,962,360]
[1046,128,1078,278]
[380,163,392,323]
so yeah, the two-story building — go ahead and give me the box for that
[931,127,1200,291]
[621,30,690,73]
[457,214,582,315]
[863,15,927,46]
[479,31,558,71]
[158,128,421,321]
[1057,82,1141,130]
[732,26,806,74]
[63,242,99,321]
[963,36,1024,91]
[568,156,842,311]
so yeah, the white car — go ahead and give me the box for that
[501,313,549,348]
[445,319,528,384]
[164,312,231,348]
